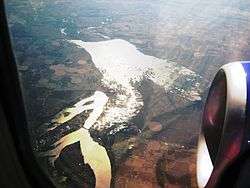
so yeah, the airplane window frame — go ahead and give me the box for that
[3,1,250,187]
[0,2,54,188]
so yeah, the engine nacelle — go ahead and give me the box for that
[197,62,250,188]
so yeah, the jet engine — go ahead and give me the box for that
[197,62,250,187]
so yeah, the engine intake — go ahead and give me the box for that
[197,62,250,188]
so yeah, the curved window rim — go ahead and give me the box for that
[0,2,54,188]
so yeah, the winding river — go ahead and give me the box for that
[43,38,202,188]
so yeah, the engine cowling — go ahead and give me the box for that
[197,61,250,188]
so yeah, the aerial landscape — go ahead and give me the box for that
[5,0,250,187]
